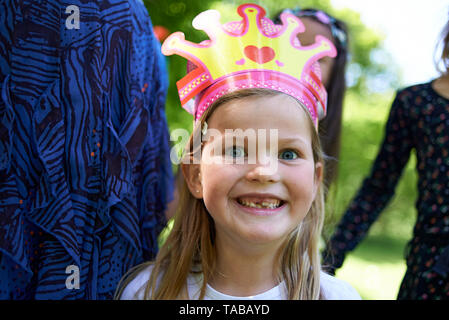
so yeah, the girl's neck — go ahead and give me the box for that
[208,235,283,297]
[432,73,449,99]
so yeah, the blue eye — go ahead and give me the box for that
[279,149,299,160]
[225,146,246,158]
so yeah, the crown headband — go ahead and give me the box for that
[161,3,337,128]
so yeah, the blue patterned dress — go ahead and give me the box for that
[0,0,174,299]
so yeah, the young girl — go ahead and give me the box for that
[115,3,360,300]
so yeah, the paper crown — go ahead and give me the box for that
[161,3,337,127]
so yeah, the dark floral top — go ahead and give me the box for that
[323,81,449,298]
[0,0,174,299]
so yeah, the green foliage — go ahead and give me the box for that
[324,91,416,242]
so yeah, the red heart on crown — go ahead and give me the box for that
[243,45,275,64]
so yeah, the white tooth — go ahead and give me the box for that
[239,199,282,209]
[263,201,280,208]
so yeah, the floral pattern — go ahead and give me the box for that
[323,81,449,299]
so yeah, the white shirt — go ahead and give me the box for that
[120,265,362,300]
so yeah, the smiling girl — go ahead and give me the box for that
[115,3,360,300]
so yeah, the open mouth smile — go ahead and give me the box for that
[234,195,287,215]
[236,198,285,209]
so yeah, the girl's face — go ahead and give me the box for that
[297,17,335,87]
[185,94,322,248]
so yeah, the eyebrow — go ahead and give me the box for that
[215,131,311,149]
[277,137,310,148]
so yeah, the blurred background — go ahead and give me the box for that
[144,0,448,299]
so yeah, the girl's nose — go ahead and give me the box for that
[245,161,280,183]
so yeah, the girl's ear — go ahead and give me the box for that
[181,163,203,199]
[312,161,323,199]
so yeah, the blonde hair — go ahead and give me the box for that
[114,88,326,300]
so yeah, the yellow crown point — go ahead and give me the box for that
[162,4,336,81]
[192,10,222,36]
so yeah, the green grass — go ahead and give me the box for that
[335,235,408,300]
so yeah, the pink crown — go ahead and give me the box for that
[161,3,337,127]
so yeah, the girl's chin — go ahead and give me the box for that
[235,225,291,245]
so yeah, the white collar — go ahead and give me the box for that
[187,272,287,300]
[204,281,286,300]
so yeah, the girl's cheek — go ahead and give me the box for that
[290,172,315,195]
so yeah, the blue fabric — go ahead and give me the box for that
[0,0,174,299]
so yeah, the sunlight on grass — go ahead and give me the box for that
[336,255,407,300]
[334,235,409,300]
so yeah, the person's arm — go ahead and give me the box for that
[322,89,415,273]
